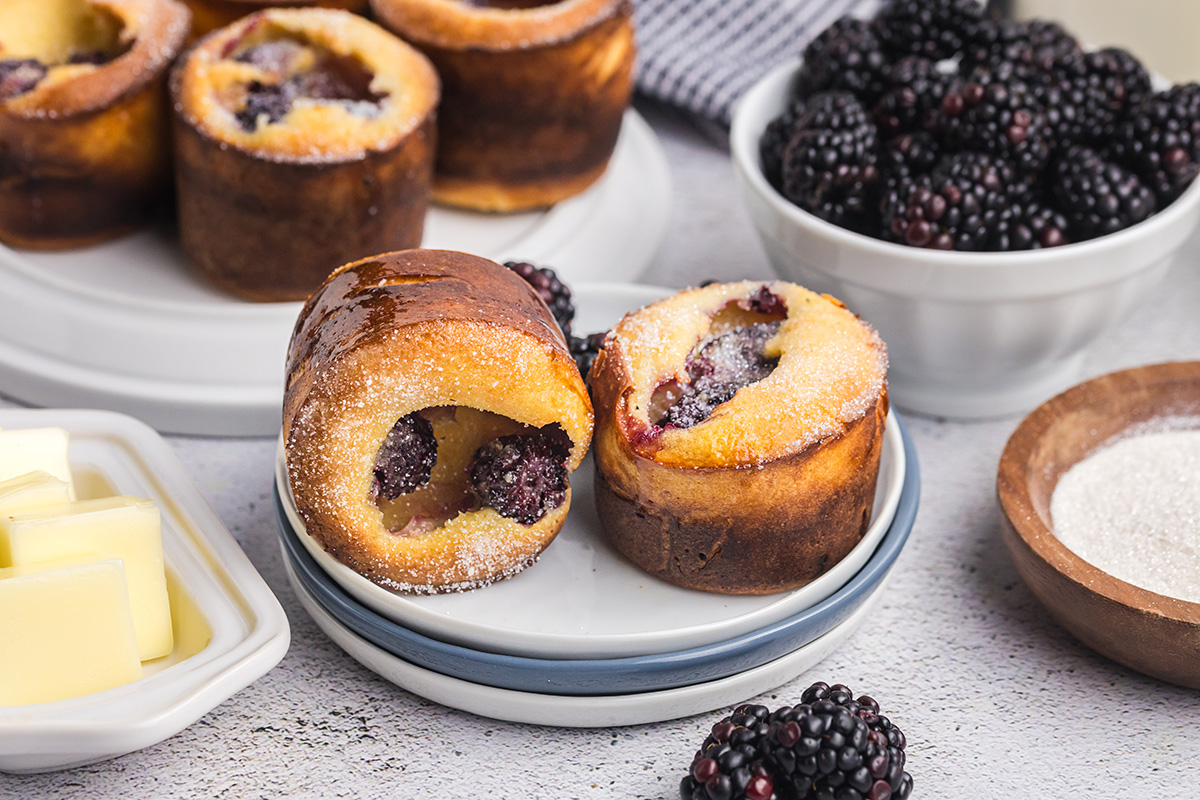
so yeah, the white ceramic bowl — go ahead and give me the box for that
[731,60,1200,419]
[0,410,289,774]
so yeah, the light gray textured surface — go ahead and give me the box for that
[5,102,1200,798]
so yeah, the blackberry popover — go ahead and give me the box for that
[284,250,593,594]
[0,0,190,249]
[170,8,438,301]
[180,0,371,39]
[590,281,889,595]
[369,0,635,212]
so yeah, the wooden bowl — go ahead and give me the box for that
[997,361,1200,688]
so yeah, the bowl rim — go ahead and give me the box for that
[997,361,1200,625]
[730,58,1200,267]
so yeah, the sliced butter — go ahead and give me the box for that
[0,427,75,500]
[0,470,73,566]
[2,496,173,660]
[0,557,142,706]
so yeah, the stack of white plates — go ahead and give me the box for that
[274,380,919,725]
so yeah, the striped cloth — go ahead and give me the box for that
[633,0,882,124]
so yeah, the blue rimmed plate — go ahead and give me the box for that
[275,414,919,696]
[276,284,908,660]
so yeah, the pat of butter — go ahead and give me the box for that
[0,557,142,706]
[0,428,75,500]
[2,496,172,660]
[0,470,73,566]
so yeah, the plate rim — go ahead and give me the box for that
[272,414,920,695]
[285,554,887,728]
[274,282,907,659]
[277,411,906,659]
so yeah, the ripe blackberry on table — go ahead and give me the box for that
[873,0,982,62]
[880,150,1029,251]
[766,686,912,800]
[872,57,950,138]
[681,704,778,800]
[793,682,912,799]
[681,686,913,800]
[780,91,880,231]
[796,17,891,108]
[1051,145,1156,240]
[933,69,1052,172]
[504,261,575,338]
[1111,83,1200,204]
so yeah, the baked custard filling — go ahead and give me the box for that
[371,407,570,534]
[650,287,788,429]
[0,0,127,101]
[224,34,384,131]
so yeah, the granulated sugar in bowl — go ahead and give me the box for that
[1051,419,1200,603]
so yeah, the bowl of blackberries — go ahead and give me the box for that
[731,0,1200,419]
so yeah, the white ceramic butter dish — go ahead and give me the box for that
[0,409,289,774]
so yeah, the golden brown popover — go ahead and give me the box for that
[370,0,634,212]
[0,0,190,249]
[170,8,438,301]
[180,0,369,39]
[284,249,594,594]
[590,281,889,595]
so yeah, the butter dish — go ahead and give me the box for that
[0,409,289,774]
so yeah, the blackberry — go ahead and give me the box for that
[878,131,941,189]
[233,42,381,130]
[934,70,1052,172]
[660,322,781,429]
[961,18,1079,79]
[797,17,891,107]
[1051,145,1155,240]
[872,57,950,138]
[874,0,983,62]
[505,261,575,338]
[1046,48,1151,144]
[236,81,296,130]
[795,683,912,799]
[989,202,1070,251]
[761,101,806,190]
[470,429,570,525]
[881,151,1027,251]
[681,705,777,800]
[372,413,437,501]
[780,92,880,230]
[1111,83,1200,204]
[0,59,47,101]
[569,331,608,380]
[766,700,906,800]
[67,50,114,66]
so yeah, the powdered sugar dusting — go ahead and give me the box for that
[612,281,887,466]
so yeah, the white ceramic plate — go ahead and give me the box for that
[277,283,904,660]
[286,556,884,728]
[0,409,289,775]
[0,111,670,437]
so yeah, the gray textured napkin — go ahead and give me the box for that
[633,0,881,124]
